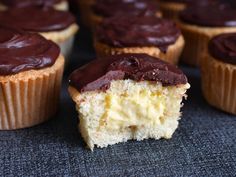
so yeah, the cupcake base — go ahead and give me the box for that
[69,80,190,150]
[94,35,185,65]
[179,21,236,66]
[59,36,74,65]
[54,1,69,11]
[159,2,185,20]
[0,55,65,130]
[0,1,69,11]
[201,54,236,115]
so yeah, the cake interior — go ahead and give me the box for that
[70,80,189,150]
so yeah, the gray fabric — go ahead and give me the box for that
[0,23,236,177]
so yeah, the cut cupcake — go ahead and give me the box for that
[88,0,161,28]
[0,26,64,130]
[94,16,184,65]
[179,2,236,66]
[68,54,190,150]
[0,6,78,62]
[201,33,236,115]
[0,0,69,11]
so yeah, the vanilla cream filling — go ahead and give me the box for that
[101,89,166,130]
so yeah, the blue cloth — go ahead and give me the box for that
[0,20,235,177]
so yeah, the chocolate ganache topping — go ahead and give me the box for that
[180,3,236,27]
[161,0,218,4]
[0,6,75,32]
[161,0,191,3]
[0,27,60,76]
[0,0,64,7]
[96,16,181,53]
[69,54,187,92]
[209,33,236,65]
[92,0,160,18]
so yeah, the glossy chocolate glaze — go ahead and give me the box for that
[180,3,236,27]
[160,0,190,3]
[0,27,60,76]
[92,0,160,18]
[0,0,64,7]
[96,16,181,53]
[209,33,236,65]
[0,6,75,32]
[69,54,188,92]
[162,0,218,4]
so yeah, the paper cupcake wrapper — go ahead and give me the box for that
[94,35,185,65]
[201,55,236,115]
[78,0,94,28]
[159,2,185,20]
[59,36,75,66]
[180,26,209,66]
[0,56,64,130]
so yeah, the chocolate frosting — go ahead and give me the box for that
[160,0,191,3]
[92,0,160,18]
[209,33,236,65]
[69,54,188,92]
[0,27,60,76]
[96,16,181,53]
[0,0,64,7]
[0,7,76,32]
[162,0,218,5]
[180,3,236,27]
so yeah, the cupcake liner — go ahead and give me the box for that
[89,12,103,30]
[59,36,75,65]
[201,54,236,115]
[94,35,185,65]
[179,22,236,66]
[78,0,95,27]
[159,2,185,20]
[0,56,64,130]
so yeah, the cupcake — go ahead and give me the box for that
[0,6,78,63]
[201,33,236,115]
[94,16,184,65]
[0,0,69,11]
[179,3,236,66]
[89,0,161,29]
[68,54,190,150]
[0,27,64,130]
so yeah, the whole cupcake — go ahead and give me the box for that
[201,33,236,115]
[0,27,64,130]
[179,3,236,66]
[94,16,184,65]
[0,6,78,62]
[0,0,69,11]
[89,0,161,28]
[68,54,190,150]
